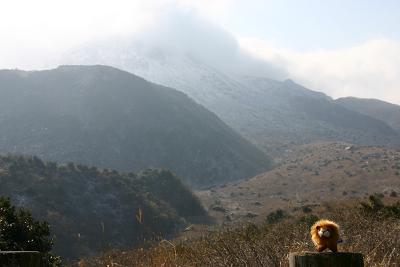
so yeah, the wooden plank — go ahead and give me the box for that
[289,252,364,267]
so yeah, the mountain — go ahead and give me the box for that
[0,65,271,187]
[336,97,400,132]
[222,77,400,155]
[198,142,400,223]
[0,155,208,259]
[62,46,400,155]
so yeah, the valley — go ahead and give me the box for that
[198,142,400,224]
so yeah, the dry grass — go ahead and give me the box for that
[199,142,400,225]
[76,199,400,267]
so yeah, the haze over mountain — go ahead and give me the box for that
[0,65,271,187]
[2,2,400,104]
[62,33,400,155]
[336,97,400,133]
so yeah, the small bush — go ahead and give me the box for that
[0,197,61,266]
[297,214,319,228]
[360,194,400,219]
[301,206,313,213]
[265,209,289,224]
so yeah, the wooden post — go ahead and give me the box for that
[0,251,42,267]
[289,252,364,267]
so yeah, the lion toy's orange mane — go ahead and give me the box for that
[310,219,340,252]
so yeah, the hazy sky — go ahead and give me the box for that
[1,0,399,104]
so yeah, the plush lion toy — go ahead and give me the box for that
[310,219,341,252]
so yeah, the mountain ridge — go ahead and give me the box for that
[0,65,271,187]
[336,96,400,132]
[62,45,400,155]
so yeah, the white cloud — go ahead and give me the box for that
[0,0,233,69]
[174,0,233,20]
[1,0,399,106]
[240,37,400,105]
[0,0,160,69]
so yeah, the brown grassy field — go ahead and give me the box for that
[75,196,400,267]
[197,142,400,224]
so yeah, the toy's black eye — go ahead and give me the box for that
[316,226,320,230]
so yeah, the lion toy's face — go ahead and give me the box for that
[317,225,333,238]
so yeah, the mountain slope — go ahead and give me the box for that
[336,97,400,132]
[198,142,400,223]
[0,65,271,187]
[223,77,400,155]
[62,44,400,155]
[0,155,208,259]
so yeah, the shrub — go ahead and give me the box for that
[301,206,313,213]
[265,209,288,224]
[360,194,400,219]
[0,197,61,266]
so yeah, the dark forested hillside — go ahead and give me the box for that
[0,155,208,260]
[0,65,271,187]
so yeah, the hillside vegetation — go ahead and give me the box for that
[76,196,400,266]
[0,65,271,187]
[198,142,400,223]
[0,155,208,260]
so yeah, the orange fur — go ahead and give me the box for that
[310,219,340,252]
